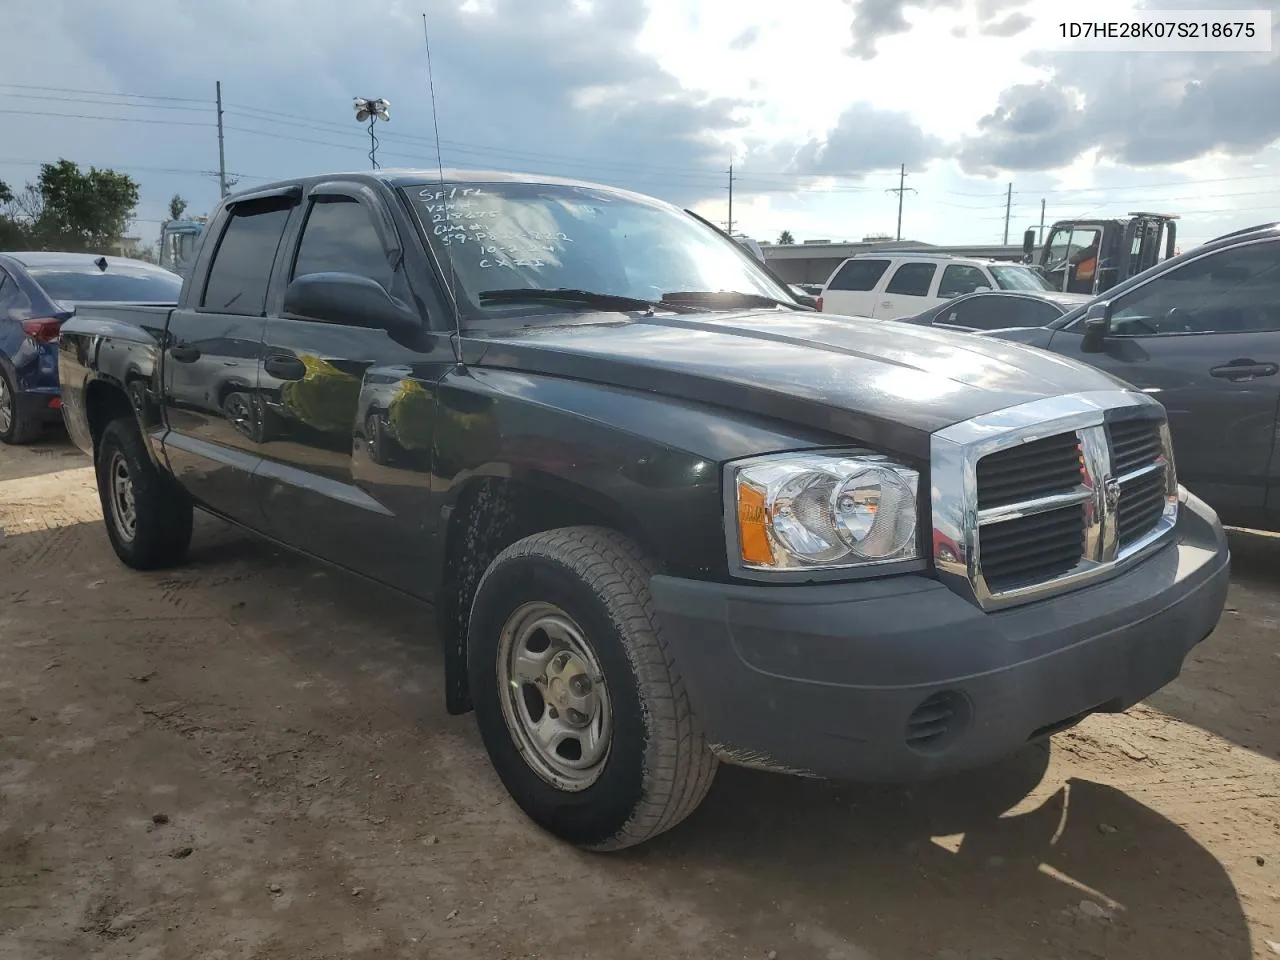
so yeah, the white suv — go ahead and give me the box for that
[820,253,1054,320]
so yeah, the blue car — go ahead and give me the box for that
[0,252,183,444]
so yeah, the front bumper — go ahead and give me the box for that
[649,489,1230,782]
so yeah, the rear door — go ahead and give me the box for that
[1045,237,1280,525]
[255,180,456,592]
[821,258,891,317]
[873,261,938,318]
[161,188,299,523]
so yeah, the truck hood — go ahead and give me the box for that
[470,309,1131,460]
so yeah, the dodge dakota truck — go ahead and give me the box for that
[58,170,1231,851]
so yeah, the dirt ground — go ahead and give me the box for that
[0,435,1277,960]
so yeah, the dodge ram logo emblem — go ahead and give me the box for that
[1103,476,1122,509]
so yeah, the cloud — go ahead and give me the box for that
[959,43,1280,173]
[748,101,947,178]
[844,0,1029,58]
[980,11,1032,36]
[729,25,760,50]
[0,0,753,238]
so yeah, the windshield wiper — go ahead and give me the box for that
[477,288,695,314]
[660,290,797,310]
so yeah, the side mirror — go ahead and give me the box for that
[973,285,992,293]
[1022,229,1035,259]
[1080,300,1112,353]
[283,272,420,335]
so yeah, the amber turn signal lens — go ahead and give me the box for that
[737,481,774,566]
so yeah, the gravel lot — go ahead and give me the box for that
[1,435,1277,960]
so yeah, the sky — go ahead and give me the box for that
[2,0,1278,251]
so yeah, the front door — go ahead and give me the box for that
[255,184,456,593]
[161,192,297,523]
[1046,237,1280,524]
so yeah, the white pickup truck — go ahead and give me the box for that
[821,252,1055,320]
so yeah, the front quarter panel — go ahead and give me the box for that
[434,365,849,580]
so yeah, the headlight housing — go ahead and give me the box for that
[728,451,920,574]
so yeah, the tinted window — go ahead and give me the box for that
[938,264,990,298]
[828,259,890,291]
[1110,240,1280,336]
[27,264,182,304]
[293,197,392,290]
[943,296,1061,330]
[201,198,293,315]
[885,262,936,297]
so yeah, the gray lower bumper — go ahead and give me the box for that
[650,489,1230,782]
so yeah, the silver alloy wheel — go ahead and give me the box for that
[108,451,137,543]
[496,601,613,791]
[0,376,12,435]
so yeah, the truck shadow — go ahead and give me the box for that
[1145,527,1280,762]
[630,755,1252,960]
[0,430,87,483]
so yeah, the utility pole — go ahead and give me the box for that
[1039,198,1046,242]
[1002,182,1013,244]
[215,81,228,199]
[886,164,915,241]
[727,160,735,236]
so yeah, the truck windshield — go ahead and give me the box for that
[404,180,794,323]
[989,264,1054,291]
[29,264,183,303]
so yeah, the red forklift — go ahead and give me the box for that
[1022,212,1178,296]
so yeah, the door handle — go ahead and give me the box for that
[168,344,201,363]
[263,354,307,381]
[1210,360,1278,381]
[880,300,892,307]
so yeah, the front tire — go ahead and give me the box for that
[468,526,717,850]
[95,418,194,570]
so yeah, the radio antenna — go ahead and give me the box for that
[422,9,460,334]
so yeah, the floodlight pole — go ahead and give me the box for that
[368,115,380,170]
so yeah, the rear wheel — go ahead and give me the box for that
[468,526,717,850]
[0,365,43,445]
[95,417,193,570]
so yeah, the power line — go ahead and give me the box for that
[0,108,211,127]
[0,83,212,104]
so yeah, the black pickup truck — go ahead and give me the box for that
[58,170,1230,850]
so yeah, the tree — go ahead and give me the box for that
[32,159,140,252]
[168,193,188,221]
[0,179,12,205]
[777,229,794,245]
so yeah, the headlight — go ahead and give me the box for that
[729,451,920,572]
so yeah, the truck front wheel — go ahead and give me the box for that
[468,526,717,850]
[95,418,193,570]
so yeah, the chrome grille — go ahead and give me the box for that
[930,391,1179,611]
[1108,418,1164,475]
[980,504,1087,593]
[975,433,1083,509]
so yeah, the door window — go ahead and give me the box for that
[943,296,1061,330]
[1109,241,1280,337]
[200,198,294,315]
[885,262,936,297]
[292,197,394,291]
[828,259,890,291]
[937,264,990,298]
